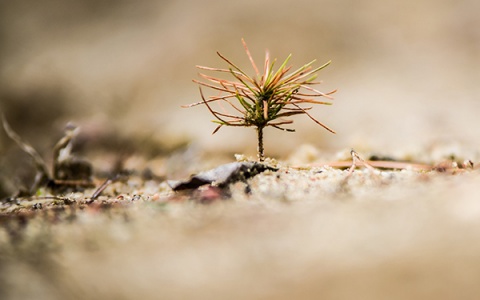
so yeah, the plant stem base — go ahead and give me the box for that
[257,127,264,162]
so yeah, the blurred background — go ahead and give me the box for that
[2,2,480,298]
[0,0,479,172]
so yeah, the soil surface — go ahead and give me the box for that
[1,146,480,300]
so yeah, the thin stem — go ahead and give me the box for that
[257,126,265,162]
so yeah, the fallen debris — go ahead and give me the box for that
[52,123,93,182]
[168,162,277,191]
[2,117,94,196]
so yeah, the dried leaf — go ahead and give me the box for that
[168,162,277,191]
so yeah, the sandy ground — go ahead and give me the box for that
[2,148,480,300]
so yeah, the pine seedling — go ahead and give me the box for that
[184,39,336,162]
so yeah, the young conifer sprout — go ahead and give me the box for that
[184,39,336,162]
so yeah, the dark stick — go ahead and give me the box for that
[88,177,114,204]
